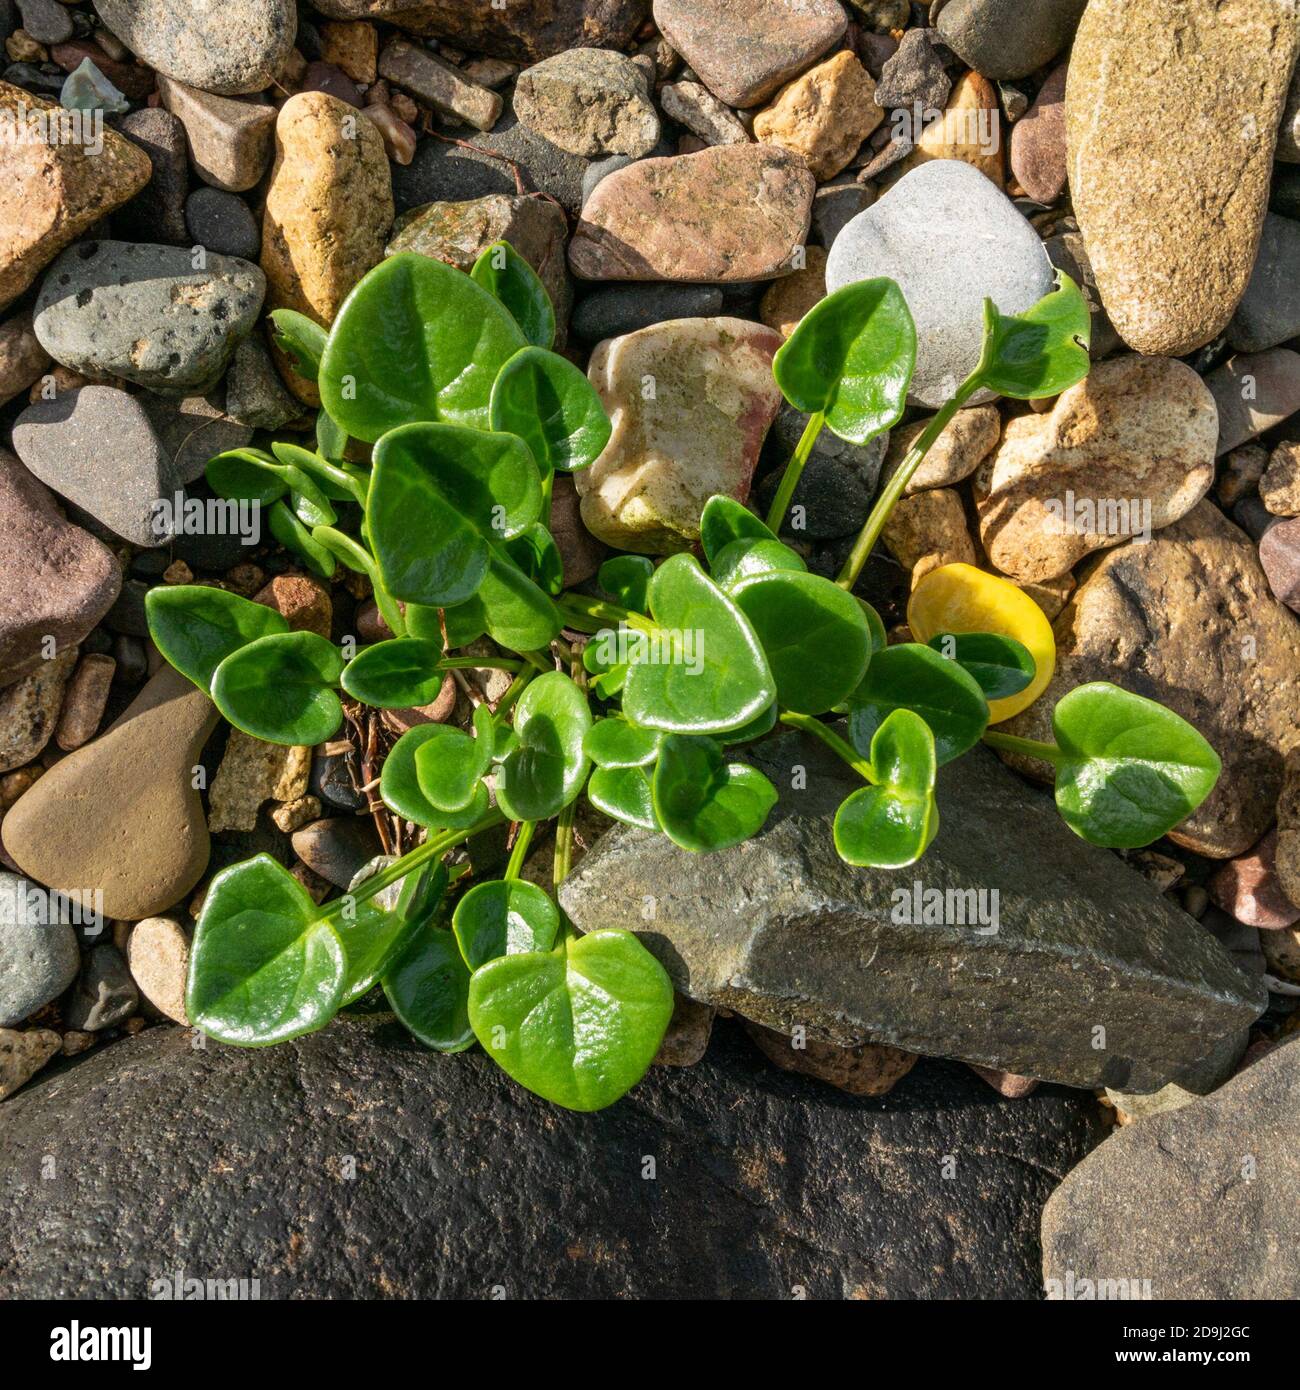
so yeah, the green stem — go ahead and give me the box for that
[765,410,824,531]
[320,811,506,922]
[557,594,656,635]
[523,649,553,674]
[313,525,407,638]
[541,469,554,530]
[553,800,576,887]
[435,656,524,672]
[779,711,876,783]
[505,820,536,879]
[835,375,982,592]
[982,730,1064,766]
[491,670,533,724]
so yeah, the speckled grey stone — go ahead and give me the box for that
[1227,213,1300,354]
[826,160,1054,406]
[15,0,71,45]
[33,240,265,396]
[62,943,137,1031]
[224,335,301,430]
[936,0,1086,82]
[0,871,80,1028]
[184,187,261,260]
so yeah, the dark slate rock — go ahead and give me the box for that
[184,187,261,260]
[936,0,1087,81]
[873,27,952,111]
[393,111,589,217]
[114,108,190,246]
[168,478,253,573]
[15,0,71,46]
[571,283,725,345]
[0,1014,1104,1298]
[756,404,887,538]
[560,733,1266,1093]
[309,750,367,814]
[1042,1037,1300,1299]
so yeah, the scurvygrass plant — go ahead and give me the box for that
[146,246,1221,1111]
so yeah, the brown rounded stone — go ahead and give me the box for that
[881,404,1001,495]
[1010,61,1067,204]
[744,1020,918,1097]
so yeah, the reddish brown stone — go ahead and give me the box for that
[1010,61,1067,204]
[1209,830,1300,930]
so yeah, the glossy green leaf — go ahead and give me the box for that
[582,632,625,698]
[731,568,872,714]
[381,724,493,832]
[699,495,776,567]
[340,638,444,709]
[652,734,778,853]
[338,859,446,1006]
[211,631,344,746]
[368,421,542,608]
[452,878,560,970]
[504,521,565,597]
[621,554,775,736]
[206,447,288,507]
[455,546,562,651]
[834,709,938,868]
[186,853,346,1045]
[145,585,289,692]
[857,597,888,656]
[269,308,326,382]
[316,407,348,462]
[1051,682,1221,848]
[598,554,653,613]
[587,765,659,830]
[489,346,611,474]
[927,630,1035,701]
[584,718,662,768]
[710,536,807,593]
[773,277,916,444]
[319,252,526,441]
[468,927,674,1111]
[471,240,556,350]
[974,270,1091,400]
[496,671,592,822]
[413,705,495,814]
[383,923,474,1052]
[268,502,336,579]
[849,642,987,765]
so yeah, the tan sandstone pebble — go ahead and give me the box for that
[1218,444,1269,508]
[0,766,41,813]
[759,245,826,338]
[977,355,1217,584]
[1262,927,1300,983]
[4,30,46,63]
[754,50,883,181]
[653,994,715,1067]
[881,404,1001,495]
[207,731,311,834]
[158,76,278,194]
[261,90,394,403]
[998,502,1300,859]
[379,674,458,735]
[1260,441,1300,517]
[126,916,191,1025]
[882,488,977,585]
[898,69,1003,189]
[569,144,815,282]
[968,1064,1039,1099]
[271,794,322,834]
[320,19,378,84]
[0,309,50,407]
[744,1020,918,1096]
[1208,830,1300,931]
[0,1027,60,1100]
[60,1030,95,1057]
[1066,0,1298,356]
[54,652,115,751]
[1017,574,1075,621]
[163,559,193,584]
[0,82,150,307]
[575,317,784,553]
[0,646,77,775]
[253,572,332,638]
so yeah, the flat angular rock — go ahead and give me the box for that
[1066,0,1298,356]
[13,386,174,545]
[1000,502,1300,859]
[514,48,659,158]
[653,0,846,108]
[0,870,79,1027]
[754,49,883,181]
[561,734,1265,1093]
[158,76,278,194]
[0,81,150,309]
[377,37,501,132]
[0,1014,1104,1297]
[976,355,1218,583]
[2,667,219,921]
[93,0,295,96]
[575,317,783,552]
[312,0,649,64]
[0,450,120,687]
[937,0,1086,82]
[33,241,265,397]
[570,144,814,282]
[1042,1037,1300,1299]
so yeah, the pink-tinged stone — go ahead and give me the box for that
[569,144,815,283]
[968,1064,1040,1098]
[1209,830,1300,930]
[1010,62,1067,204]
[653,0,846,108]
[575,317,783,553]
[1259,514,1300,613]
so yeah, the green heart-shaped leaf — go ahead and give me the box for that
[146,585,289,692]
[582,632,626,698]
[413,705,495,814]
[974,270,1091,400]
[598,554,653,613]
[186,854,346,1045]
[652,733,778,853]
[341,638,445,709]
[489,345,611,475]
[471,239,556,350]
[381,724,494,831]
[773,277,916,443]
[368,421,542,608]
[587,765,660,830]
[1051,682,1221,848]
[584,718,662,768]
[710,536,807,593]
[731,569,872,715]
[496,671,592,822]
[211,631,344,746]
[339,858,446,1005]
[834,709,938,868]
[468,928,674,1111]
[319,252,526,441]
[927,631,1035,701]
[849,642,987,765]
[699,494,776,566]
[382,923,474,1052]
[505,521,565,596]
[452,878,560,970]
[622,554,775,735]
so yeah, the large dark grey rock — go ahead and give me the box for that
[1042,1038,1300,1299]
[0,1014,1103,1298]
[936,0,1087,81]
[560,734,1266,1092]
